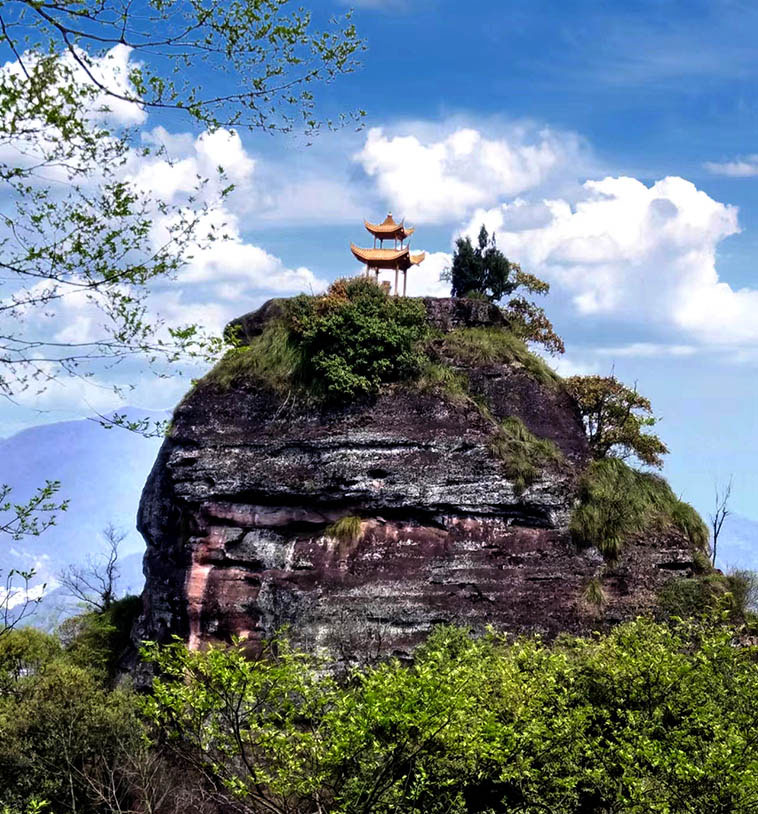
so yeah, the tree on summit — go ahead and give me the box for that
[446,225,564,354]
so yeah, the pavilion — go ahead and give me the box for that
[350,213,425,296]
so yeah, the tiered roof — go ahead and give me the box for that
[364,212,414,241]
[350,244,425,271]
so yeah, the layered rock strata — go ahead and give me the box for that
[135,298,699,660]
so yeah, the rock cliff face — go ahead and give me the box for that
[135,298,699,660]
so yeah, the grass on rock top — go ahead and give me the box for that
[435,326,560,388]
[199,282,560,405]
[203,321,304,393]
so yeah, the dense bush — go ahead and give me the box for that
[0,626,142,813]
[207,278,429,403]
[141,619,758,814]
[286,277,429,401]
[571,458,709,560]
[6,613,758,813]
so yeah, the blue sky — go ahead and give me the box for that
[2,0,758,527]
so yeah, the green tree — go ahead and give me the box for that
[448,225,515,301]
[446,225,564,354]
[0,626,143,813]
[0,0,364,406]
[140,620,758,813]
[566,373,669,467]
[0,0,364,630]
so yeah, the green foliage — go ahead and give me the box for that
[446,225,564,353]
[140,636,335,806]
[414,359,471,403]
[490,416,564,492]
[287,277,429,402]
[438,326,560,386]
[657,575,730,619]
[325,516,362,544]
[726,569,758,617]
[447,225,522,301]
[505,293,566,354]
[3,0,365,134]
[206,279,429,403]
[0,629,62,690]
[571,458,709,560]
[203,321,306,393]
[141,620,758,813]
[0,627,142,813]
[58,595,142,681]
[204,288,565,410]
[7,616,758,813]
[583,576,607,608]
[566,374,669,467]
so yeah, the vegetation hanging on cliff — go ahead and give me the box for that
[490,416,565,492]
[571,457,709,560]
[204,321,306,393]
[435,325,560,387]
[325,516,363,544]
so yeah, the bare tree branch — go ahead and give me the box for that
[59,522,125,611]
[709,476,733,567]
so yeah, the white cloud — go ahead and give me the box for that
[403,251,452,297]
[546,354,599,377]
[704,156,758,177]
[594,343,698,358]
[1,580,52,611]
[80,44,147,127]
[461,175,758,346]
[354,124,581,223]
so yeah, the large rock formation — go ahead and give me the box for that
[135,298,700,660]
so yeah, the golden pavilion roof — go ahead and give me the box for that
[350,243,425,271]
[364,212,414,241]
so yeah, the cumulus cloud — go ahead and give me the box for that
[402,251,452,297]
[704,156,758,177]
[354,124,582,223]
[79,44,148,127]
[125,128,326,333]
[461,175,758,346]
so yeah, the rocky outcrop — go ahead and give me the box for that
[135,298,701,662]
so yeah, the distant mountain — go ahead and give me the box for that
[716,513,758,571]
[1,409,164,626]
